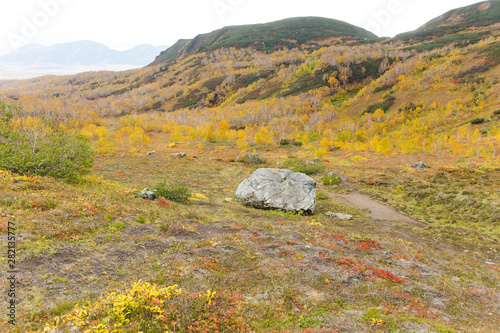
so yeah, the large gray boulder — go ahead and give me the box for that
[235,168,316,213]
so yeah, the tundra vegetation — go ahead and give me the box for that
[0,9,500,333]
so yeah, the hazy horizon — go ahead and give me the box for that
[0,0,484,56]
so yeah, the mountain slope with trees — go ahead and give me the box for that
[1,4,500,332]
[151,17,379,65]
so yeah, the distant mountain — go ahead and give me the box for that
[395,0,500,45]
[0,41,168,67]
[151,17,379,65]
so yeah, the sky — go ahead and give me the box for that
[0,0,485,55]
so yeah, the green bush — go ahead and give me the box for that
[280,139,291,146]
[154,181,191,204]
[321,174,341,186]
[136,216,147,224]
[363,96,396,114]
[0,106,94,181]
[493,109,500,115]
[471,118,485,125]
[374,83,395,93]
[295,163,325,175]
[241,154,268,165]
[283,159,325,175]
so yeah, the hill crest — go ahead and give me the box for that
[151,17,379,66]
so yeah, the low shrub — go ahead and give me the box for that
[363,96,396,114]
[493,109,500,115]
[136,215,147,224]
[0,106,94,181]
[283,159,325,175]
[374,83,395,93]
[44,280,252,333]
[158,198,171,207]
[321,174,341,186]
[280,139,291,146]
[241,154,268,165]
[471,118,485,125]
[154,181,191,204]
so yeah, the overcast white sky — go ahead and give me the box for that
[0,0,485,55]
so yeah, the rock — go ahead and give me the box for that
[135,188,158,200]
[313,158,322,163]
[276,162,283,167]
[244,153,259,159]
[170,152,187,158]
[411,162,430,169]
[305,161,315,165]
[235,168,316,213]
[325,212,353,220]
[223,198,233,202]
[147,151,157,156]
[327,172,335,177]
[234,156,240,162]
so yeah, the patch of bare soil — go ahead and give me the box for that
[478,2,492,11]
[329,191,425,228]
[329,177,426,228]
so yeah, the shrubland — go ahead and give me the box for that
[0,9,499,332]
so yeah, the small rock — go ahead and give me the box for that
[170,152,187,158]
[327,172,336,177]
[147,151,157,156]
[305,161,315,165]
[276,162,283,167]
[411,162,430,169]
[244,153,259,159]
[224,198,233,202]
[234,156,240,162]
[313,158,322,163]
[325,212,353,220]
[135,188,158,200]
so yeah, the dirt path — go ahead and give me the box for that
[328,177,426,228]
[329,191,426,228]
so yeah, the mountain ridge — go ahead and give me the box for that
[0,40,168,67]
[395,0,500,45]
[150,17,379,66]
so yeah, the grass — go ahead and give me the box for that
[282,158,326,175]
[2,146,499,332]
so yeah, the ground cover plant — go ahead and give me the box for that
[1,6,500,331]
[0,141,499,332]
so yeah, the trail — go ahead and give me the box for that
[329,191,426,228]
[329,177,427,228]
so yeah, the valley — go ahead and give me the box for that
[0,1,499,332]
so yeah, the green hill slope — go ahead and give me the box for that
[396,0,500,49]
[151,17,379,65]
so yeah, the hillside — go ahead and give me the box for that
[396,0,500,51]
[1,6,500,333]
[151,17,379,65]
